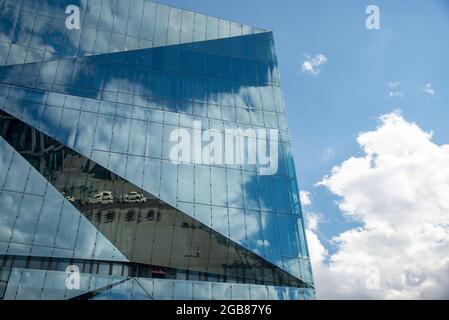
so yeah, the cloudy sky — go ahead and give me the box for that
[156,0,449,299]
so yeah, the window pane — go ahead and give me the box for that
[193,14,206,42]
[141,1,157,41]
[154,4,169,46]
[206,17,219,40]
[167,7,182,45]
[194,165,210,204]
[0,191,22,242]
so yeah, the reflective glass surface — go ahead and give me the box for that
[0,0,314,300]
[0,0,263,66]
[0,133,128,262]
[0,111,308,288]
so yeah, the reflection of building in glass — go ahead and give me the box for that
[0,0,314,300]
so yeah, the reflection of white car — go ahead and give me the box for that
[123,192,147,204]
[88,191,113,205]
[62,192,75,202]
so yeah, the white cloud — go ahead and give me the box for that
[306,212,321,233]
[300,191,312,206]
[388,81,404,98]
[322,147,335,161]
[422,83,435,95]
[389,91,403,98]
[308,111,449,299]
[388,81,400,88]
[301,54,328,75]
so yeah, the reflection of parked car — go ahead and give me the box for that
[152,267,167,279]
[88,191,113,205]
[123,191,147,203]
[62,192,75,203]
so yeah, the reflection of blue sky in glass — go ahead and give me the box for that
[0,0,262,66]
[0,26,311,281]
[155,0,449,259]
[0,0,319,297]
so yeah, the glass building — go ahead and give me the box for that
[0,0,315,300]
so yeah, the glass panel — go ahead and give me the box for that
[277,214,301,258]
[194,165,210,205]
[211,167,227,206]
[108,152,126,178]
[250,284,269,300]
[127,0,144,38]
[3,152,30,193]
[193,14,206,42]
[229,208,246,246]
[125,155,145,187]
[194,204,211,228]
[24,168,46,196]
[153,279,173,300]
[193,281,212,300]
[173,280,193,300]
[11,194,43,244]
[245,209,264,257]
[58,108,80,148]
[267,286,286,300]
[143,158,161,197]
[211,206,229,238]
[160,160,177,202]
[147,122,163,158]
[110,116,131,153]
[261,211,281,263]
[41,271,68,300]
[153,4,169,46]
[212,282,231,300]
[167,7,182,45]
[230,22,242,37]
[180,10,194,43]
[74,111,97,155]
[0,191,22,242]
[273,176,289,213]
[54,200,81,251]
[231,283,250,300]
[206,17,219,40]
[141,1,157,41]
[74,218,97,259]
[177,165,194,203]
[227,169,243,208]
[85,0,101,28]
[33,186,64,247]
[0,139,14,188]
[15,270,46,300]
[218,19,230,38]
[93,114,114,151]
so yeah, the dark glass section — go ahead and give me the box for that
[0,267,10,299]
[0,110,309,288]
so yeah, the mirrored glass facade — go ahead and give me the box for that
[0,0,314,300]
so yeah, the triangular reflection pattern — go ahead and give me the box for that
[0,135,128,262]
[0,31,312,284]
[0,109,309,288]
[0,1,315,299]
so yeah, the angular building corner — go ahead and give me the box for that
[0,0,315,300]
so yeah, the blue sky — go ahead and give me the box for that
[155,0,449,254]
